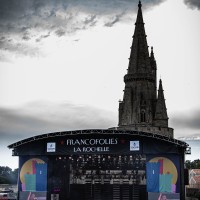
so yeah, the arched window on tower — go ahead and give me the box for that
[141,109,146,123]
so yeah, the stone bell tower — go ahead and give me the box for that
[117,1,173,137]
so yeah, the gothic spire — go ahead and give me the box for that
[136,1,143,24]
[154,79,169,127]
[118,1,173,138]
[127,0,151,75]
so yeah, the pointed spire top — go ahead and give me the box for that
[138,1,142,8]
[154,78,169,125]
[136,0,144,24]
[159,79,163,90]
[126,0,150,74]
[150,46,157,70]
[151,46,154,57]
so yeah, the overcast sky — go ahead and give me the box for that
[0,0,200,169]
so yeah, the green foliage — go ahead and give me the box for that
[0,175,10,184]
[0,166,18,184]
[185,159,200,169]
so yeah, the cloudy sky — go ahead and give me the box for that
[0,0,200,169]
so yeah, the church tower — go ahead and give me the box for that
[118,1,173,137]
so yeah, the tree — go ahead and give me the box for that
[0,166,18,184]
[185,159,200,169]
[0,166,12,176]
[0,175,10,184]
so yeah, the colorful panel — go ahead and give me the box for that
[146,156,180,194]
[19,157,47,199]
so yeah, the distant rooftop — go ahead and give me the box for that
[178,136,200,141]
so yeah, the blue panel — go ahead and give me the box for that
[36,163,47,191]
[146,162,160,192]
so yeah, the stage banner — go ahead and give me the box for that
[46,134,142,155]
[18,156,48,200]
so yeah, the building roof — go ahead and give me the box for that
[193,176,200,183]
[190,169,200,175]
[190,176,200,184]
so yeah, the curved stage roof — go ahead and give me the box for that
[8,129,188,149]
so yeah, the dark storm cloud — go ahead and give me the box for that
[104,13,125,27]
[171,110,200,130]
[0,36,40,57]
[184,0,200,10]
[0,0,166,31]
[0,0,166,60]
[35,32,51,42]
[55,29,66,37]
[0,101,117,144]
